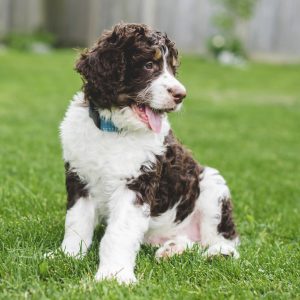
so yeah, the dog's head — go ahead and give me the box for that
[76,23,186,133]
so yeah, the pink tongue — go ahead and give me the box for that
[145,107,162,133]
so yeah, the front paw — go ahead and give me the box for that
[60,240,88,259]
[95,267,137,285]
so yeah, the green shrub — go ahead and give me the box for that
[208,0,257,58]
[2,30,56,51]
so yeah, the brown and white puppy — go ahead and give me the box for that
[59,23,239,284]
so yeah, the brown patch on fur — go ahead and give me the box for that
[154,48,162,60]
[217,198,238,239]
[65,162,88,209]
[172,56,177,67]
[127,130,204,222]
[75,23,179,110]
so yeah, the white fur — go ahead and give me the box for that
[197,167,240,251]
[155,236,194,259]
[203,243,240,259]
[60,92,168,283]
[95,187,149,284]
[148,50,186,110]
[59,92,239,284]
[61,196,96,258]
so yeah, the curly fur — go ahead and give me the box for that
[57,23,239,284]
[75,23,178,109]
[127,130,204,222]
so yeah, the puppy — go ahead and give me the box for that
[59,23,239,284]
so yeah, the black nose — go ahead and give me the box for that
[168,86,187,104]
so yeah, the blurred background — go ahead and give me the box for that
[1,1,300,298]
[1,0,300,62]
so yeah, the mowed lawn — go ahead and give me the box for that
[0,50,299,300]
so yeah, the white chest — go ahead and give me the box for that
[60,94,169,205]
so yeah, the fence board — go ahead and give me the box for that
[1,0,300,60]
[0,0,10,37]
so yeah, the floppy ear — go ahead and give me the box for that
[75,45,125,109]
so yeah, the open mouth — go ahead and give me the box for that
[132,104,171,133]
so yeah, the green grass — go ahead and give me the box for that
[0,50,299,299]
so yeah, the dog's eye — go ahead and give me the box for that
[144,61,154,70]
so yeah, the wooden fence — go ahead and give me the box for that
[0,0,300,61]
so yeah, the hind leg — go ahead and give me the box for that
[155,236,194,260]
[197,167,239,258]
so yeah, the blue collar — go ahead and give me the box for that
[99,115,120,133]
[89,105,120,133]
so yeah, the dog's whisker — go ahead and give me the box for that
[136,85,151,100]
